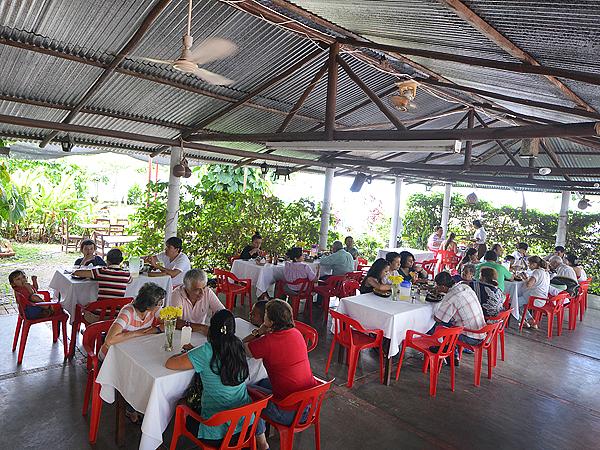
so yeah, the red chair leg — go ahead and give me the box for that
[378,343,384,384]
[277,427,295,450]
[518,307,528,332]
[449,354,456,392]
[346,348,359,388]
[169,406,184,450]
[315,419,321,450]
[61,319,68,358]
[12,316,22,351]
[325,339,337,376]
[395,342,407,381]
[225,293,234,311]
[547,312,553,339]
[52,320,59,342]
[88,382,103,444]
[429,357,440,396]
[557,309,564,336]
[82,370,93,416]
[473,348,483,386]
[499,331,505,362]
[17,322,31,364]
[487,348,493,380]
[69,319,82,359]
[321,295,331,323]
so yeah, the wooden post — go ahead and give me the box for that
[464,108,475,169]
[325,43,340,140]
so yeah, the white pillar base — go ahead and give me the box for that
[319,168,334,250]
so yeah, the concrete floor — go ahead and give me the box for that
[2,296,600,450]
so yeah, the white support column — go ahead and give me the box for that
[555,190,570,246]
[319,168,334,250]
[441,182,452,238]
[389,177,403,248]
[165,145,182,239]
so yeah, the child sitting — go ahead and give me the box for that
[9,270,52,319]
[248,300,268,327]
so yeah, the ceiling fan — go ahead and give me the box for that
[390,80,418,111]
[140,0,237,85]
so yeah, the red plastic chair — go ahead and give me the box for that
[395,326,463,396]
[228,254,241,265]
[326,310,384,388]
[169,392,272,450]
[282,278,314,322]
[484,308,513,366]
[519,292,569,339]
[566,289,583,331]
[345,271,364,283]
[69,297,132,358]
[260,377,333,450]
[214,268,252,311]
[357,257,368,266]
[312,275,345,322]
[579,278,591,319]
[83,320,114,444]
[457,322,503,387]
[338,279,360,298]
[294,320,318,352]
[435,250,460,274]
[12,289,69,364]
[420,259,437,279]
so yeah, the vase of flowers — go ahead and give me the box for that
[159,306,183,351]
[388,275,404,301]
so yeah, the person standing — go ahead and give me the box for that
[472,220,487,260]
[427,226,444,252]
[344,236,359,260]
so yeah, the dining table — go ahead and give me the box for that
[335,292,436,385]
[96,318,267,450]
[49,269,173,322]
[503,280,523,320]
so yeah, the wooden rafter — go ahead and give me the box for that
[325,43,340,140]
[38,0,174,147]
[463,108,475,168]
[472,111,521,167]
[437,0,596,113]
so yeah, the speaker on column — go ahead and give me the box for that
[350,173,372,192]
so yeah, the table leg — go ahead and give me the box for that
[115,390,126,446]
[383,338,392,386]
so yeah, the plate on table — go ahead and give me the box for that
[70,274,87,280]
[373,288,391,298]
[425,293,443,303]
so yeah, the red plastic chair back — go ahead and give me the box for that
[420,259,436,278]
[171,395,272,450]
[503,293,511,310]
[228,254,240,265]
[82,320,113,366]
[321,275,346,296]
[426,325,463,359]
[329,309,373,347]
[466,322,501,351]
[346,271,363,283]
[339,279,360,298]
[214,268,240,292]
[357,257,368,265]
[13,288,51,318]
[487,308,512,332]
[294,320,318,352]
[271,377,333,434]
[285,278,314,320]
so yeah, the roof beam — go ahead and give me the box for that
[540,140,573,183]
[338,37,600,88]
[189,121,600,143]
[182,47,325,134]
[463,108,475,169]
[472,111,521,166]
[420,79,600,121]
[336,55,406,130]
[38,0,174,147]
[325,43,340,140]
[437,0,595,112]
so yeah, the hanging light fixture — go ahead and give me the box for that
[466,192,478,204]
[260,162,269,177]
[578,197,591,210]
[61,134,74,152]
[538,167,551,176]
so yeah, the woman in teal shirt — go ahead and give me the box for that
[166,309,268,449]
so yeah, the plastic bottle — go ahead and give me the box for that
[180,322,192,348]
[399,280,412,301]
[129,256,140,278]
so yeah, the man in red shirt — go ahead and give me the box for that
[244,299,316,424]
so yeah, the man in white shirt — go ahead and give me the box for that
[427,226,444,251]
[511,242,529,270]
[472,220,487,259]
[548,255,577,282]
[170,269,224,334]
[146,236,191,286]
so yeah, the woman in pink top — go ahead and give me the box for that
[283,247,317,295]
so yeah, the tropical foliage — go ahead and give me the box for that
[196,164,271,194]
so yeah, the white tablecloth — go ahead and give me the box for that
[231,259,320,295]
[97,318,267,450]
[49,270,173,322]
[504,280,522,320]
[335,293,436,357]
[376,248,435,262]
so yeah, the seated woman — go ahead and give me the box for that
[440,232,458,254]
[398,251,427,283]
[565,253,587,282]
[518,256,550,329]
[100,282,165,359]
[360,258,391,294]
[383,251,401,284]
[243,300,316,426]
[240,231,263,260]
[283,247,317,295]
[457,248,479,273]
[470,267,504,317]
[453,263,475,284]
[166,309,268,450]
[74,239,106,267]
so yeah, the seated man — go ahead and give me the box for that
[318,240,354,278]
[431,271,486,364]
[544,245,566,262]
[343,236,359,260]
[73,248,131,298]
[511,242,529,270]
[170,269,224,335]
[427,226,444,252]
[475,250,513,292]
[145,236,191,287]
[75,239,106,267]
[548,255,577,282]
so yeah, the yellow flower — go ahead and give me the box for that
[159,305,183,321]
[388,275,404,285]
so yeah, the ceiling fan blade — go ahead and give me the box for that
[191,67,234,85]
[139,57,175,65]
[189,38,237,65]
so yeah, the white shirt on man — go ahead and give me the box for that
[157,252,191,286]
[473,227,487,245]
[553,263,578,282]
[427,233,443,250]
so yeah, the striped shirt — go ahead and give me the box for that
[113,303,159,331]
[91,265,131,298]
